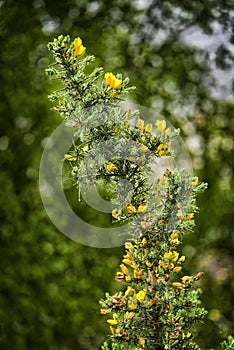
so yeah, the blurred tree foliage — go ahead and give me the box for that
[0,0,233,349]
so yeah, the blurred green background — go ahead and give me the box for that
[0,0,233,349]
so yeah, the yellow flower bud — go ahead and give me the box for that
[125,311,135,320]
[110,326,115,334]
[178,255,186,263]
[120,264,129,275]
[110,91,118,98]
[159,260,165,269]
[156,119,166,133]
[129,299,137,310]
[192,176,199,186]
[125,275,131,283]
[193,271,205,281]
[124,288,135,297]
[169,334,178,339]
[100,308,111,315]
[144,123,153,133]
[172,282,183,290]
[64,154,76,161]
[173,266,182,273]
[137,119,144,130]
[159,175,167,185]
[165,127,171,136]
[171,251,179,263]
[115,272,125,282]
[183,213,194,221]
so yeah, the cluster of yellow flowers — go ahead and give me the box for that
[137,118,171,157]
[111,204,147,219]
[73,38,122,98]
[103,286,147,343]
[115,245,146,284]
[105,72,122,89]
[159,250,185,273]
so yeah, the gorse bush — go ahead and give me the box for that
[46,35,234,350]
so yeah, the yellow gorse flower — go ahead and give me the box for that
[172,282,183,290]
[178,255,186,263]
[107,313,118,325]
[146,260,153,267]
[127,204,137,213]
[183,213,194,221]
[144,123,153,133]
[156,119,166,133]
[112,208,118,218]
[82,145,89,152]
[125,311,135,320]
[181,275,192,284]
[124,287,135,297]
[192,176,198,186]
[74,37,86,57]
[138,205,147,213]
[107,162,117,172]
[137,118,145,130]
[157,143,168,156]
[182,332,192,339]
[164,251,179,263]
[105,72,122,89]
[64,154,76,161]
[139,336,145,345]
[170,231,179,240]
[120,263,129,275]
[129,299,137,310]
[134,269,144,279]
[136,290,146,303]
[125,242,134,250]
[141,144,148,152]
[165,127,171,136]
[173,266,182,273]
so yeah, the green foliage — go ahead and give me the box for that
[47,34,209,349]
[221,336,234,350]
